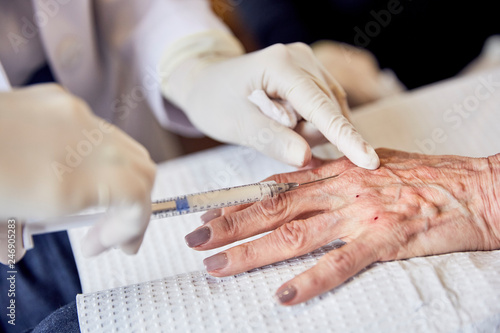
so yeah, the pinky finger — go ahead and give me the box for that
[275,236,379,305]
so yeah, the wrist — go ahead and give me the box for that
[470,154,500,248]
[486,154,500,235]
[159,30,244,108]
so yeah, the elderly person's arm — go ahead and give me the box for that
[185,148,500,305]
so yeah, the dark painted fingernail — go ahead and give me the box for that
[185,226,211,247]
[275,285,297,304]
[203,252,228,271]
[201,209,222,224]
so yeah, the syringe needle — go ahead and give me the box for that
[285,174,339,192]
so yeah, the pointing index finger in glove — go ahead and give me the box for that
[261,48,379,169]
[281,72,379,169]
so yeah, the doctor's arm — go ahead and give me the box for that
[0,85,156,263]
[185,148,500,305]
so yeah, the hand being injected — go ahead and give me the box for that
[185,148,500,305]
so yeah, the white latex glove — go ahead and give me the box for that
[0,84,156,262]
[312,40,406,107]
[160,31,379,169]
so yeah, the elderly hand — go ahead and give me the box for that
[185,148,500,305]
[160,31,379,169]
[0,84,156,261]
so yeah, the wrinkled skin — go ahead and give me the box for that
[186,148,500,305]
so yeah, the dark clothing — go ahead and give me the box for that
[0,232,81,333]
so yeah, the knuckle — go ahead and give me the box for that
[311,93,335,115]
[290,42,312,53]
[306,271,330,291]
[264,43,292,62]
[218,213,242,239]
[240,242,258,263]
[274,221,308,251]
[266,173,291,185]
[258,191,290,219]
[321,250,357,278]
[285,74,310,94]
[324,115,352,140]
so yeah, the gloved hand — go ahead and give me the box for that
[160,31,379,169]
[0,84,156,262]
[312,40,406,107]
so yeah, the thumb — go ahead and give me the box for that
[267,126,312,167]
[239,109,311,167]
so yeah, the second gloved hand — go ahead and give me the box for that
[312,40,406,107]
[160,31,379,169]
[0,84,156,258]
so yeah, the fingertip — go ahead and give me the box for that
[81,227,107,258]
[343,141,380,170]
[185,226,211,248]
[357,145,380,170]
[283,137,312,167]
[99,203,149,248]
[298,156,326,170]
[120,235,144,255]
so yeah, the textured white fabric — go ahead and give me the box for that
[77,246,500,333]
[72,67,500,331]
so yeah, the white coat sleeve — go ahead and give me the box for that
[96,0,235,136]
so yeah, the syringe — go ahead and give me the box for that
[22,180,299,246]
[151,180,298,219]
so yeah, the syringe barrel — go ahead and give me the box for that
[185,181,279,212]
[152,181,295,217]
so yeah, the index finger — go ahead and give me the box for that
[272,69,379,170]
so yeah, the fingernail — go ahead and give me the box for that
[201,209,222,224]
[203,252,228,272]
[185,226,211,247]
[275,285,297,304]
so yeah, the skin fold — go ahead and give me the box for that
[186,148,500,305]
